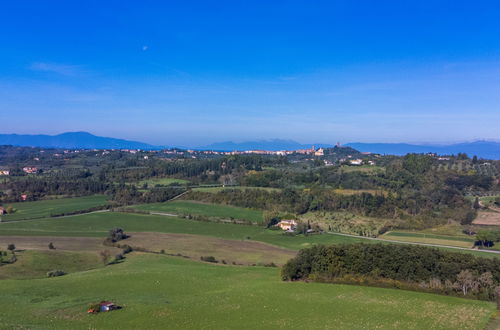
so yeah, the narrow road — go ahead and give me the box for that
[327,231,500,254]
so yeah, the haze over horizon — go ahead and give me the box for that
[2,1,500,146]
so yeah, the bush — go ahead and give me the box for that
[108,228,128,242]
[47,270,66,277]
[200,256,218,263]
[121,245,133,254]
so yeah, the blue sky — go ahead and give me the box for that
[1,1,500,146]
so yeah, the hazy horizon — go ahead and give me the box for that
[2,130,500,148]
[2,1,500,145]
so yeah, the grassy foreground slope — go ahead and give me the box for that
[0,254,494,329]
[0,195,109,221]
[134,200,264,223]
[0,212,365,250]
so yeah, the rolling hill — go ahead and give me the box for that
[0,132,162,150]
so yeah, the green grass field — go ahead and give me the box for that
[191,186,281,193]
[0,253,494,329]
[134,177,189,187]
[382,231,475,248]
[0,195,109,221]
[1,212,499,259]
[466,195,500,204]
[0,250,103,280]
[133,200,264,223]
[0,212,364,250]
[339,165,385,174]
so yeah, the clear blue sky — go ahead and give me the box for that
[1,1,500,146]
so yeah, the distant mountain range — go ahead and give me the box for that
[346,141,500,160]
[0,132,162,150]
[196,139,334,151]
[1,132,499,159]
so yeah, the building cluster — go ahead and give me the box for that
[22,167,38,174]
[206,146,326,156]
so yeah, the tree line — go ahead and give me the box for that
[281,243,500,302]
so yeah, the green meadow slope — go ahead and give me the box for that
[0,254,495,329]
[0,212,364,250]
[133,200,264,223]
[2,212,499,258]
[0,195,109,221]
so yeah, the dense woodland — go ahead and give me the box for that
[282,243,500,301]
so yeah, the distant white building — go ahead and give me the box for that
[314,148,324,156]
[277,220,297,231]
[349,159,363,166]
[22,167,38,174]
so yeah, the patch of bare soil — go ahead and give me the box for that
[125,232,296,266]
[473,211,500,226]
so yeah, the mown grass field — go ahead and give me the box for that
[339,165,385,174]
[0,212,365,250]
[466,195,500,205]
[0,250,104,280]
[134,177,190,187]
[1,212,498,259]
[0,195,109,221]
[419,224,472,237]
[133,200,264,223]
[125,232,296,265]
[191,186,281,193]
[382,231,475,248]
[0,253,495,329]
[333,188,387,196]
[0,235,121,254]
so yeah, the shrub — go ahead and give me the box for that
[108,228,128,242]
[7,244,15,252]
[47,270,66,277]
[121,245,133,254]
[200,256,218,263]
[115,253,125,261]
